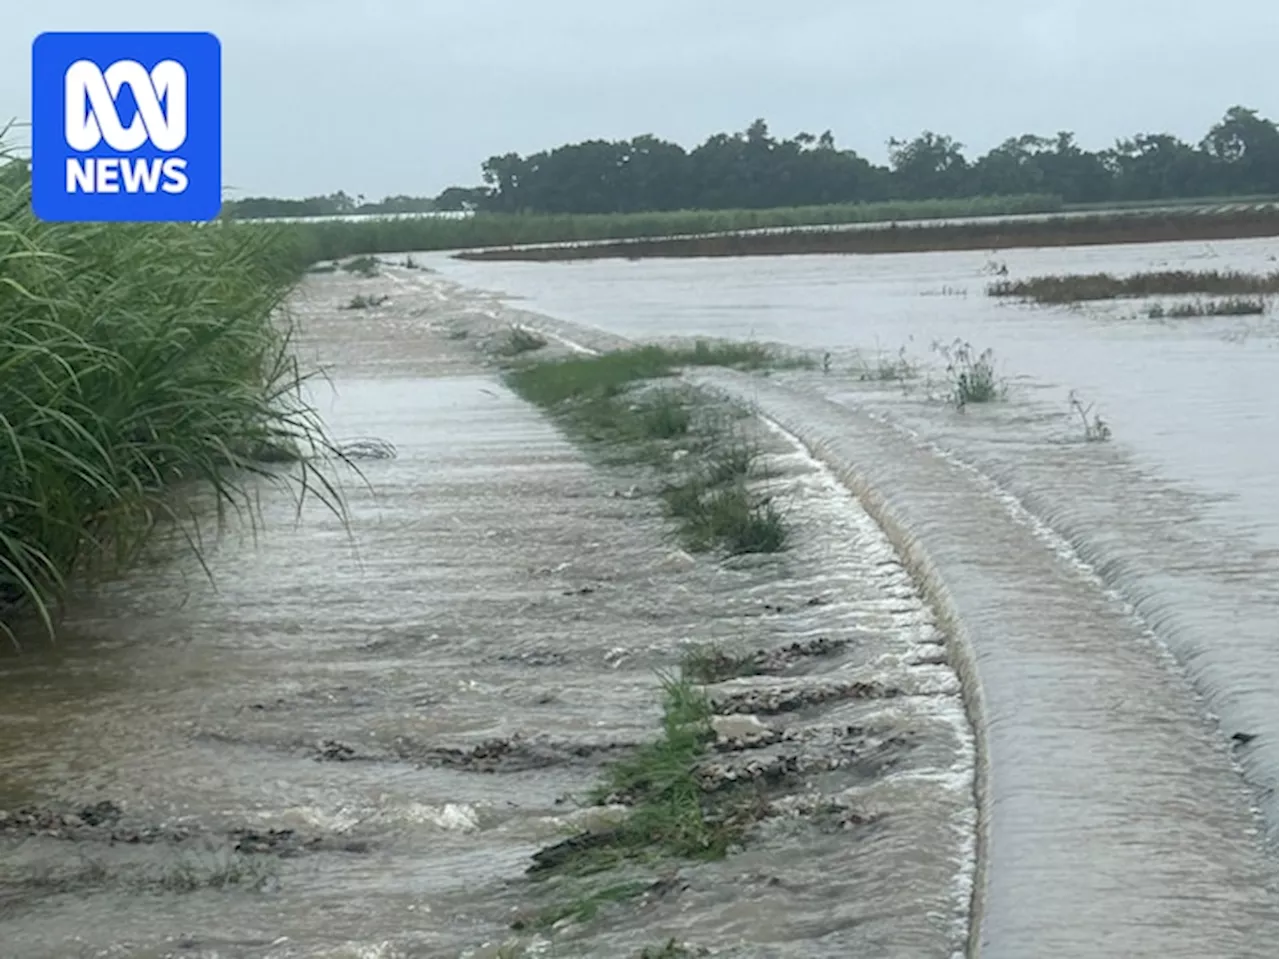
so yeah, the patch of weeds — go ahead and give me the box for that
[931,338,1005,409]
[154,846,276,892]
[499,326,549,356]
[680,644,760,684]
[506,342,796,410]
[661,464,785,555]
[639,390,692,439]
[529,673,745,878]
[690,488,786,555]
[857,345,916,382]
[512,879,652,930]
[1068,391,1111,442]
[989,269,1279,304]
[704,437,758,485]
[339,255,380,277]
[1147,296,1266,318]
[343,293,389,310]
[506,347,790,553]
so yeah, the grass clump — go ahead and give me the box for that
[0,151,340,640]
[932,339,1005,409]
[532,672,741,877]
[505,340,794,409]
[1146,296,1266,318]
[343,293,389,310]
[662,479,786,555]
[639,390,692,439]
[856,345,916,382]
[506,346,790,553]
[988,269,1279,304]
[512,879,652,931]
[498,326,549,356]
[339,254,379,277]
[679,643,764,684]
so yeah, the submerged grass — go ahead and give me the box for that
[988,269,1280,303]
[506,343,790,554]
[498,326,549,356]
[1147,296,1267,318]
[0,153,340,641]
[545,672,739,875]
[932,339,1005,409]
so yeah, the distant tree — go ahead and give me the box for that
[887,132,970,199]
[1107,133,1214,200]
[434,185,492,211]
[1200,106,1279,195]
[224,106,1278,220]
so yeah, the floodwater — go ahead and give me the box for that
[424,237,1280,954]
[0,270,976,957]
[2,236,1276,957]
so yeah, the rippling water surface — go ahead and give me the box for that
[429,238,1280,908]
[433,238,1278,542]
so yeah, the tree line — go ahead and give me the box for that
[223,106,1277,218]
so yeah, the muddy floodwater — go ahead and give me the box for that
[427,236,1280,955]
[0,270,975,957]
[1,237,1276,958]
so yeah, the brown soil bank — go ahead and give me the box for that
[454,208,1279,262]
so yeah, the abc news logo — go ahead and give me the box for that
[64,59,190,195]
[32,32,221,222]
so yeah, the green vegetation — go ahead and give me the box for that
[661,473,786,555]
[1146,297,1267,318]
[532,672,744,877]
[512,879,653,931]
[933,339,1005,409]
[225,106,1276,218]
[856,345,917,382]
[343,293,388,310]
[989,269,1280,303]
[0,154,337,640]
[505,343,794,555]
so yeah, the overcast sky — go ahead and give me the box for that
[4,1,1277,200]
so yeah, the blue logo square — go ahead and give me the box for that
[31,31,221,222]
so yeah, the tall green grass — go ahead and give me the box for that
[1,157,337,641]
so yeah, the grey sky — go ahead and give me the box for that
[4,1,1278,200]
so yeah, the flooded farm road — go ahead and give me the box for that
[0,267,974,958]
